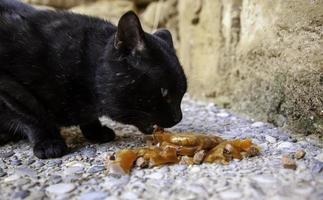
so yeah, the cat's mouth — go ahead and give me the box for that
[138,124,157,135]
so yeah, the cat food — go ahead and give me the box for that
[105,129,260,175]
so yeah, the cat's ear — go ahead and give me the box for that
[154,29,174,47]
[114,11,145,52]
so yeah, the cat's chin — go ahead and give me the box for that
[138,125,155,135]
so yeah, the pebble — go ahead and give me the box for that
[252,175,278,184]
[46,183,76,195]
[34,160,45,168]
[88,165,105,174]
[82,147,97,157]
[217,112,230,118]
[79,192,108,200]
[315,152,323,162]
[146,172,164,179]
[48,160,63,167]
[16,167,37,178]
[12,190,30,199]
[295,150,306,160]
[103,175,130,189]
[121,191,139,200]
[64,166,84,175]
[0,151,15,158]
[282,155,297,170]
[277,142,294,150]
[50,175,63,184]
[219,190,243,199]
[0,168,7,177]
[251,122,265,127]
[4,174,20,182]
[11,159,22,166]
[312,161,323,173]
[26,159,35,165]
[265,135,277,143]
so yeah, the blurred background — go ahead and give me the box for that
[23,0,323,136]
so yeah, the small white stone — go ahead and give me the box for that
[277,142,293,150]
[251,122,265,127]
[46,183,75,195]
[4,174,20,182]
[64,166,84,174]
[252,175,277,184]
[79,192,108,200]
[217,112,230,118]
[146,172,164,179]
[265,135,277,143]
[219,190,243,199]
[315,152,323,162]
[65,161,85,167]
[190,166,201,173]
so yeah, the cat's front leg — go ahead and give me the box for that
[80,119,116,143]
[0,104,68,159]
[0,77,68,159]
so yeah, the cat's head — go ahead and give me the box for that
[102,11,187,134]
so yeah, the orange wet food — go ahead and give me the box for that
[105,130,260,175]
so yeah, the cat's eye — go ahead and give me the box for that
[161,88,168,97]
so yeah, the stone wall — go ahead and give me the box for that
[177,0,323,135]
[23,0,323,135]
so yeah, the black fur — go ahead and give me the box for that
[0,0,187,159]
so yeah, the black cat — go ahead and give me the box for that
[0,0,187,159]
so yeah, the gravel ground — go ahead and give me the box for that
[0,97,322,200]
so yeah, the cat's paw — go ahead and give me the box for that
[84,126,116,144]
[33,139,68,159]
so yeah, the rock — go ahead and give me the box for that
[70,0,135,24]
[11,159,22,166]
[12,190,30,199]
[277,142,294,150]
[16,167,37,178]
[46,183,76,195]
[26,159,35,165]
[121,191,139,200]
[47,160,62,167]
[251,122,265,128]
[315,152,323,162]
[79,192,108,200]
[146,172,164,179]
[133,0,157,6]
[295,150,306,160]
[0,168,7,177]
[265,135,277,143]
[216,112,230,118]
[141,0,177,29]
[87,165,105,174]
[252,175,277,184]
[81,147,97,157]
[50,175,63,184]
[282,155,297,170]
[34,160,45,168]
[219,190,243,199]
[312,161,323,174]
[0,151,15,158]
[26,191,45,200]
[103,175,130,189]
[64,166,84,175]
[4,174,20,182]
